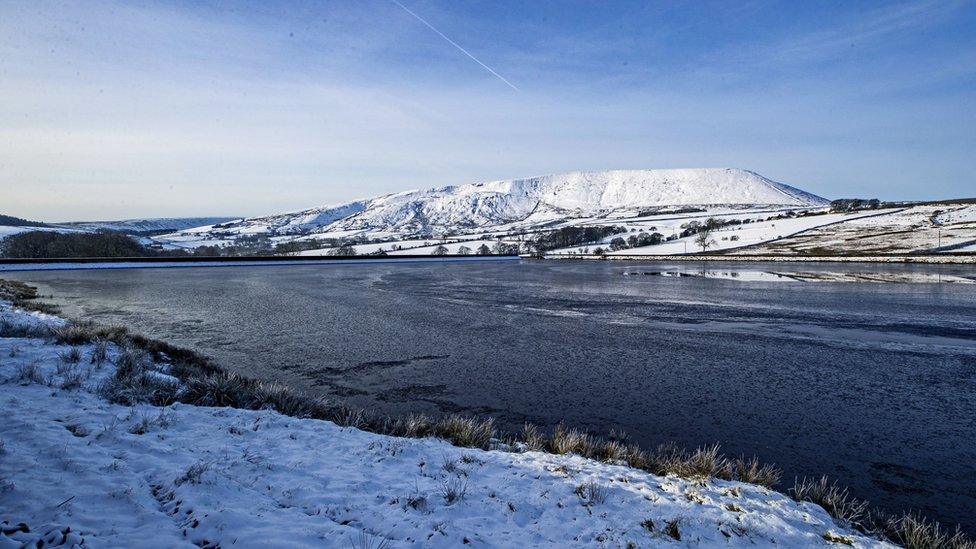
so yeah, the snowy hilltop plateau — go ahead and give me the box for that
[156,168,828,245]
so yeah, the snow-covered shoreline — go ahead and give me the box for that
[0,302,901,547]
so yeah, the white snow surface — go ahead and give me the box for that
[737,205,976,255]
[156,168,828,246]
[0,303,890,548]
[605,211,882,256]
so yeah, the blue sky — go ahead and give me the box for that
[1,0,974,220]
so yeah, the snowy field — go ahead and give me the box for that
[0,303,891,548]
[736,205,976,256]
[537,211,880,256]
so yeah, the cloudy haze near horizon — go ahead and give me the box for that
[1,0,974,221]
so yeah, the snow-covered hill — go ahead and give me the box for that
[0,217,241,245]
[58,217,239,234]
[158,168,827,246]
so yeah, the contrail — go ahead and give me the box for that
[391,0,519,91]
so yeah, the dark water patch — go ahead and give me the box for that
[325,385,369,397]
[377,384,450,401]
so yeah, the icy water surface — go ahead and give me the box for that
[8,260,976,531]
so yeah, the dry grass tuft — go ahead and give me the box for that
[790,476,868,526]
[99,347,180,406]
[548,423,594,456]
[863,511,976,549]
[432,415,495,450]
[58,346,82,364]
[520,423,547,452]
[440,477,467,504]
[14,361,44,384]
[174,461,211,486]
[733,456,782,488]
[89,340,108,365]
[574,481,607,506]
[664,518,681,541]
[0,318,51,339]
[389,414,433,438]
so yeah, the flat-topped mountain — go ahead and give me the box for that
[168,168,827,239]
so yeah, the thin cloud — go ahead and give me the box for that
[390,0,519,91]
[760,0,969,65]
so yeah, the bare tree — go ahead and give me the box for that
[694,218,720,253]
[457,245,471,255]
[431,244,448,256]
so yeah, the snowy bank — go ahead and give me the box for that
[0,300,941,548]
[543,254,976,264]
